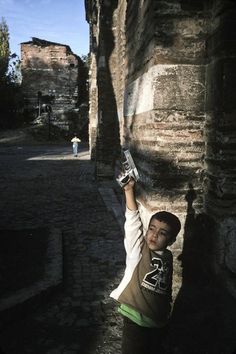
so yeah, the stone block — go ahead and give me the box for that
[206,58,236,112]
[153,64,206,111]
[124,64,205,116]
[215,217,236,297]
[222,59,236,112]
[154,17,207,63]
[180,0,205,12]
[206,12,236,56]
[222,218,236,274]
[205,60,222,111]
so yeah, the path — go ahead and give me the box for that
[0,143,125,354]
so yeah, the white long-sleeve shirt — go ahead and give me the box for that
[71,137,81,144]
[110,205,173,326]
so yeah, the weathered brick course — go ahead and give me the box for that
[86,0,236,297]
[21,38,87,133]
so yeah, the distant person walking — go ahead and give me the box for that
[71,134,81,157]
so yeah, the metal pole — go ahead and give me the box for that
[48,111,51,140]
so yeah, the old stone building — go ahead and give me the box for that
[85,0,236,301]
[21,37,87,133]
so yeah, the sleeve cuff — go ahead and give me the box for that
[126,207,139,215]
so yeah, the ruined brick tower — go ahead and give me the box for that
[85,0,236,298]
[21,37,87,132]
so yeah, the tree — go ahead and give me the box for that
[0,17,24,128]
[0,17,10,81]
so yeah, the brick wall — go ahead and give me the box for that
[86,0,123,175]
[21,38,86,133]
[86,0,236,296]
[205,0,236,295]
[121,0,208,240]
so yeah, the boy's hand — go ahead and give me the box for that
[123,178,135,191]
[123,178,137,210]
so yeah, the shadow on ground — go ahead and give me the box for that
[166,184,236,354]
[0,143,125,354]
[0,141,236,354]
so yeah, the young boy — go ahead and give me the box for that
[71,133,81,157]
[110,179,181,354]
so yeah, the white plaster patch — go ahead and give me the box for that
[123,65,162,116]
[124,65,177,116]
[124,64,205,116]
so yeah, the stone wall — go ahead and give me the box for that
[205,0,236,295]
[85,0,123,176]
[86,0,236,297]
[123,1,207,224]
[21,38,87,134]
[86,0,207,229]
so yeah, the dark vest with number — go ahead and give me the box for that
[118,242,173,326]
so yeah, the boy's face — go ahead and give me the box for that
[145,218,172,251]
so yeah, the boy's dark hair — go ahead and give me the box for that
[150,211,181,243]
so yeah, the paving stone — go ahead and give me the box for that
[0,144,124,354]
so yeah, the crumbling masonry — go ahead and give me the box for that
[85,0,236,298]
[21,37,87,133]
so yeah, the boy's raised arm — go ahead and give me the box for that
[124,179,138,211]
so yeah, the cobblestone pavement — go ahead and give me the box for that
[0,143,125,354]
[1,143,236,354]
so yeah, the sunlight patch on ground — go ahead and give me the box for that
[27,151,90,161]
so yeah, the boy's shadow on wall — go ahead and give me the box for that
[166,184,236,354]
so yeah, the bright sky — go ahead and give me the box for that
[0,0,89,59]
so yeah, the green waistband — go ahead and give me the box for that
[118,304,158,328]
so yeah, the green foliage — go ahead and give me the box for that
[0,17,10,80]
[0,17,24,129]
